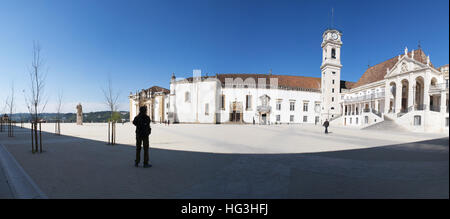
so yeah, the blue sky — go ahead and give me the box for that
[0,0,448,113]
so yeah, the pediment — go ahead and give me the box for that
[385,56,428,78]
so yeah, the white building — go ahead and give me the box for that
[129,29,449,133]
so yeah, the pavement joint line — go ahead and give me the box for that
[0,143,48,199]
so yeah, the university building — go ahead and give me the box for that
[129,28,449,133]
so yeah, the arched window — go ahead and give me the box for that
[331,48,336,59]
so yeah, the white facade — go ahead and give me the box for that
[129,29,449,133]
[338,48,449,133]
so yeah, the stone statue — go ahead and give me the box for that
[76,103,83,125]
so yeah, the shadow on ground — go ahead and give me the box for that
[0,126,448,199]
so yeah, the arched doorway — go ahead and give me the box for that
[389,81,397,113]
[401,79,409,113]
[415,76,424,110]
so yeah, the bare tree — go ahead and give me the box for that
[5,82,15,136]
[102,74,120,119]
[24,41,48,153]
[102,74,120,145]
[55,91,63,135]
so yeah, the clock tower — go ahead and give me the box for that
[320,29,342,120]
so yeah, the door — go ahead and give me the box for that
[261,114,267,125]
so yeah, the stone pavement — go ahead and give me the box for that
[0,161,13,198]
[0,123,448,198]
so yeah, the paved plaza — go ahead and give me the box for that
[0,123,448,198]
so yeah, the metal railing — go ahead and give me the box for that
[343,92,385,103]
[430,105,441,112]
[415,104,427,111]
[429,83,449,93]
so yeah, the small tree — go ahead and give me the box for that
[5,82,15,137]
[55,91,63,135]
[102,74,120,145]
[24,41,48,153]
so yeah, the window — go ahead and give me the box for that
[290,101,295,111]
[332,71,336,74]
[331,107,335,110]
[332,97,334,102]
[185,92,190,102]
[290,115,294,122]
[332,79,335,84]
[303,116,308,122]
[446,117,449,127]
[350,118,352,124]
[205,104,209,115]
[332,88,334,93]
[276,115,281,122]
[365,116,369,124]
[246,95,252,110]
[221,95,225,110]
[414,116,421,126]
[303,102,309,112]
[356,118,358,124]
[276,100,282,110]
[331,49,336,59]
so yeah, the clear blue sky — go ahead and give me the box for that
[0,0,448,113]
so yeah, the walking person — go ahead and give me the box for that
[323,119,330,134]
[133,106,152,168]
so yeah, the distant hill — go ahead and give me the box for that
[7,111,130,123]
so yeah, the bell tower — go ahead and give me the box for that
[320,29,342,120]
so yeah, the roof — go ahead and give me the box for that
[352,49,434,88]
[182,73,357,91]
[438,64,449,72]
[146,86,169,94]
[184,74,322,91]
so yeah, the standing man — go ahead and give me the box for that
[323,119,330,134]
[133,106,152,168]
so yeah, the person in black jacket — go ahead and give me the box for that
[323,119,330,134]
[133,106,152,168]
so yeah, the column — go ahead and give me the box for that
[395,80,402,113]
[424,78,430,111]
[375,100,379,113]
[408,79,414,110]
[384,85,390,114]
[440,91,447,113]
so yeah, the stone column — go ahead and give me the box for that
[408,79,414,110]
[424,77,430,111]
[384,84,390,114]
[440,91,447,113]
[395,80,402,113]
[375,100,379,113]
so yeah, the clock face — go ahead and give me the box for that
[332,33,338,40]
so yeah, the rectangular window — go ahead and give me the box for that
[246,95,252,110]
[350,118,352,124]
[303,116,308,122]
[332,88,334,93]
[414,115,421,126]
[303,102,308,112]
[290,101,295,111]
[332,79,335,84]
[446,117,449,127]
[332,97,334,102]
[290,115,294,122]
[276,115,281,122]
[221,95,225,110]
[205,104,209,115]
[276,100,282,110]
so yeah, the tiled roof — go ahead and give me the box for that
[352,49,434,88]
[146,86,169,94]
[183,73,357,91]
